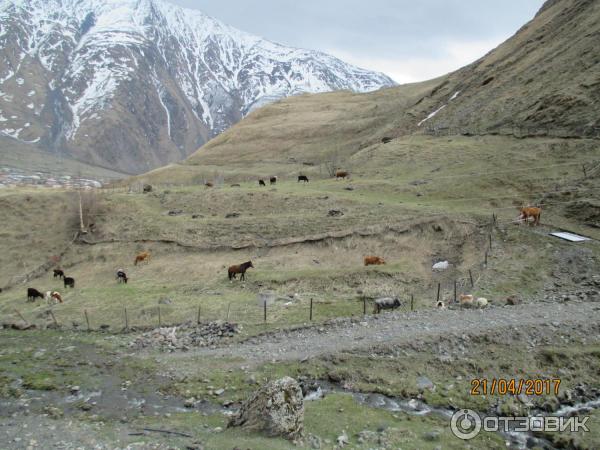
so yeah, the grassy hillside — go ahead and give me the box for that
[405,0,600,137]
[1,134,597,330]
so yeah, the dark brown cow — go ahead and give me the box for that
[53,269,64,279]
[228,261,254,281]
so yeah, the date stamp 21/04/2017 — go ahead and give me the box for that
[470,378,561,396]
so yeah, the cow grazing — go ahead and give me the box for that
[373,297,402,314]
[228,261,254,281]
[270,176,277,185]
[258,179,266,187]
[53,269,64,279]
[518,206,541,226]
[364,256,386,266]
[63,277,75,288]
[298,175,309,183]
[45,291,63,304]
[335,170,349,179]
[205,182,214,188]
[116,269,128,284]
[134,251,151,266]
[27,288,45,302]
[459,294,474,307]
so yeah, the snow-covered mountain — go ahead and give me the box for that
[0,0,395,173]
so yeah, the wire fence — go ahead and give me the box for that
[3,238,494,333]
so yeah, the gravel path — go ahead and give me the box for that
[163,300,600,365]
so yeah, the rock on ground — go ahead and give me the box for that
[228,376,304,440]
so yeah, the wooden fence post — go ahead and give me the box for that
[84,309,90,331]
[49,310,58,327]
[583,164,587,178]
[197,305,201,324]
[489,234,492,251]
[158,306,161,327]
[309,298,313,321]
[124,307,128,330]
[436,283,441,302]
[485,251,488,266]
[410,294,414,312]
[454,280,457,303]
[363,297,366,315]
[469,270,474,288]
[226,303,231,321]
[263,300,267,323]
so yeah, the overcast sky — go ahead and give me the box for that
[170,1,545,84]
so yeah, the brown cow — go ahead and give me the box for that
[459,294,474,307]
[518,206,541,226]
[335,170,349,179]
[134,251,151,266]
[205,182,214,188]
[45,291,63,304]
[228,261,254,281]
[364,256,386,266]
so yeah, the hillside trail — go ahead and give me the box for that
[159,299,600,369]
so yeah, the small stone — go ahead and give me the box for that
[308,433,322,449]
[417,376,435,391]
[423,431,441,441]
[336,431,349,447]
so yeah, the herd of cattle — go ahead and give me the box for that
[21,172,542,313]
[24,248,490,315]
[257,170,350,186]
[200,170,352,188]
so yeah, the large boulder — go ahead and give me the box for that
[228,376,304,439]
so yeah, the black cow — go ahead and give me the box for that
[27,288,44,302]
[116,270,128,284]
[259,179,266,186]
[298,175,309,183]
[270,176,277,185]
[64,277,75,288]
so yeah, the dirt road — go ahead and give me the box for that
[161,299,600,367]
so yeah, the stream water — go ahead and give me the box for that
[303,381,598,450]
[1,376,596,449]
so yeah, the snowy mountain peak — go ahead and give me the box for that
[0,0,395,173]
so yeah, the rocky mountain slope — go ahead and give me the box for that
[0,0,394,174]
[157,0,599,180]
[403,0,600,138]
